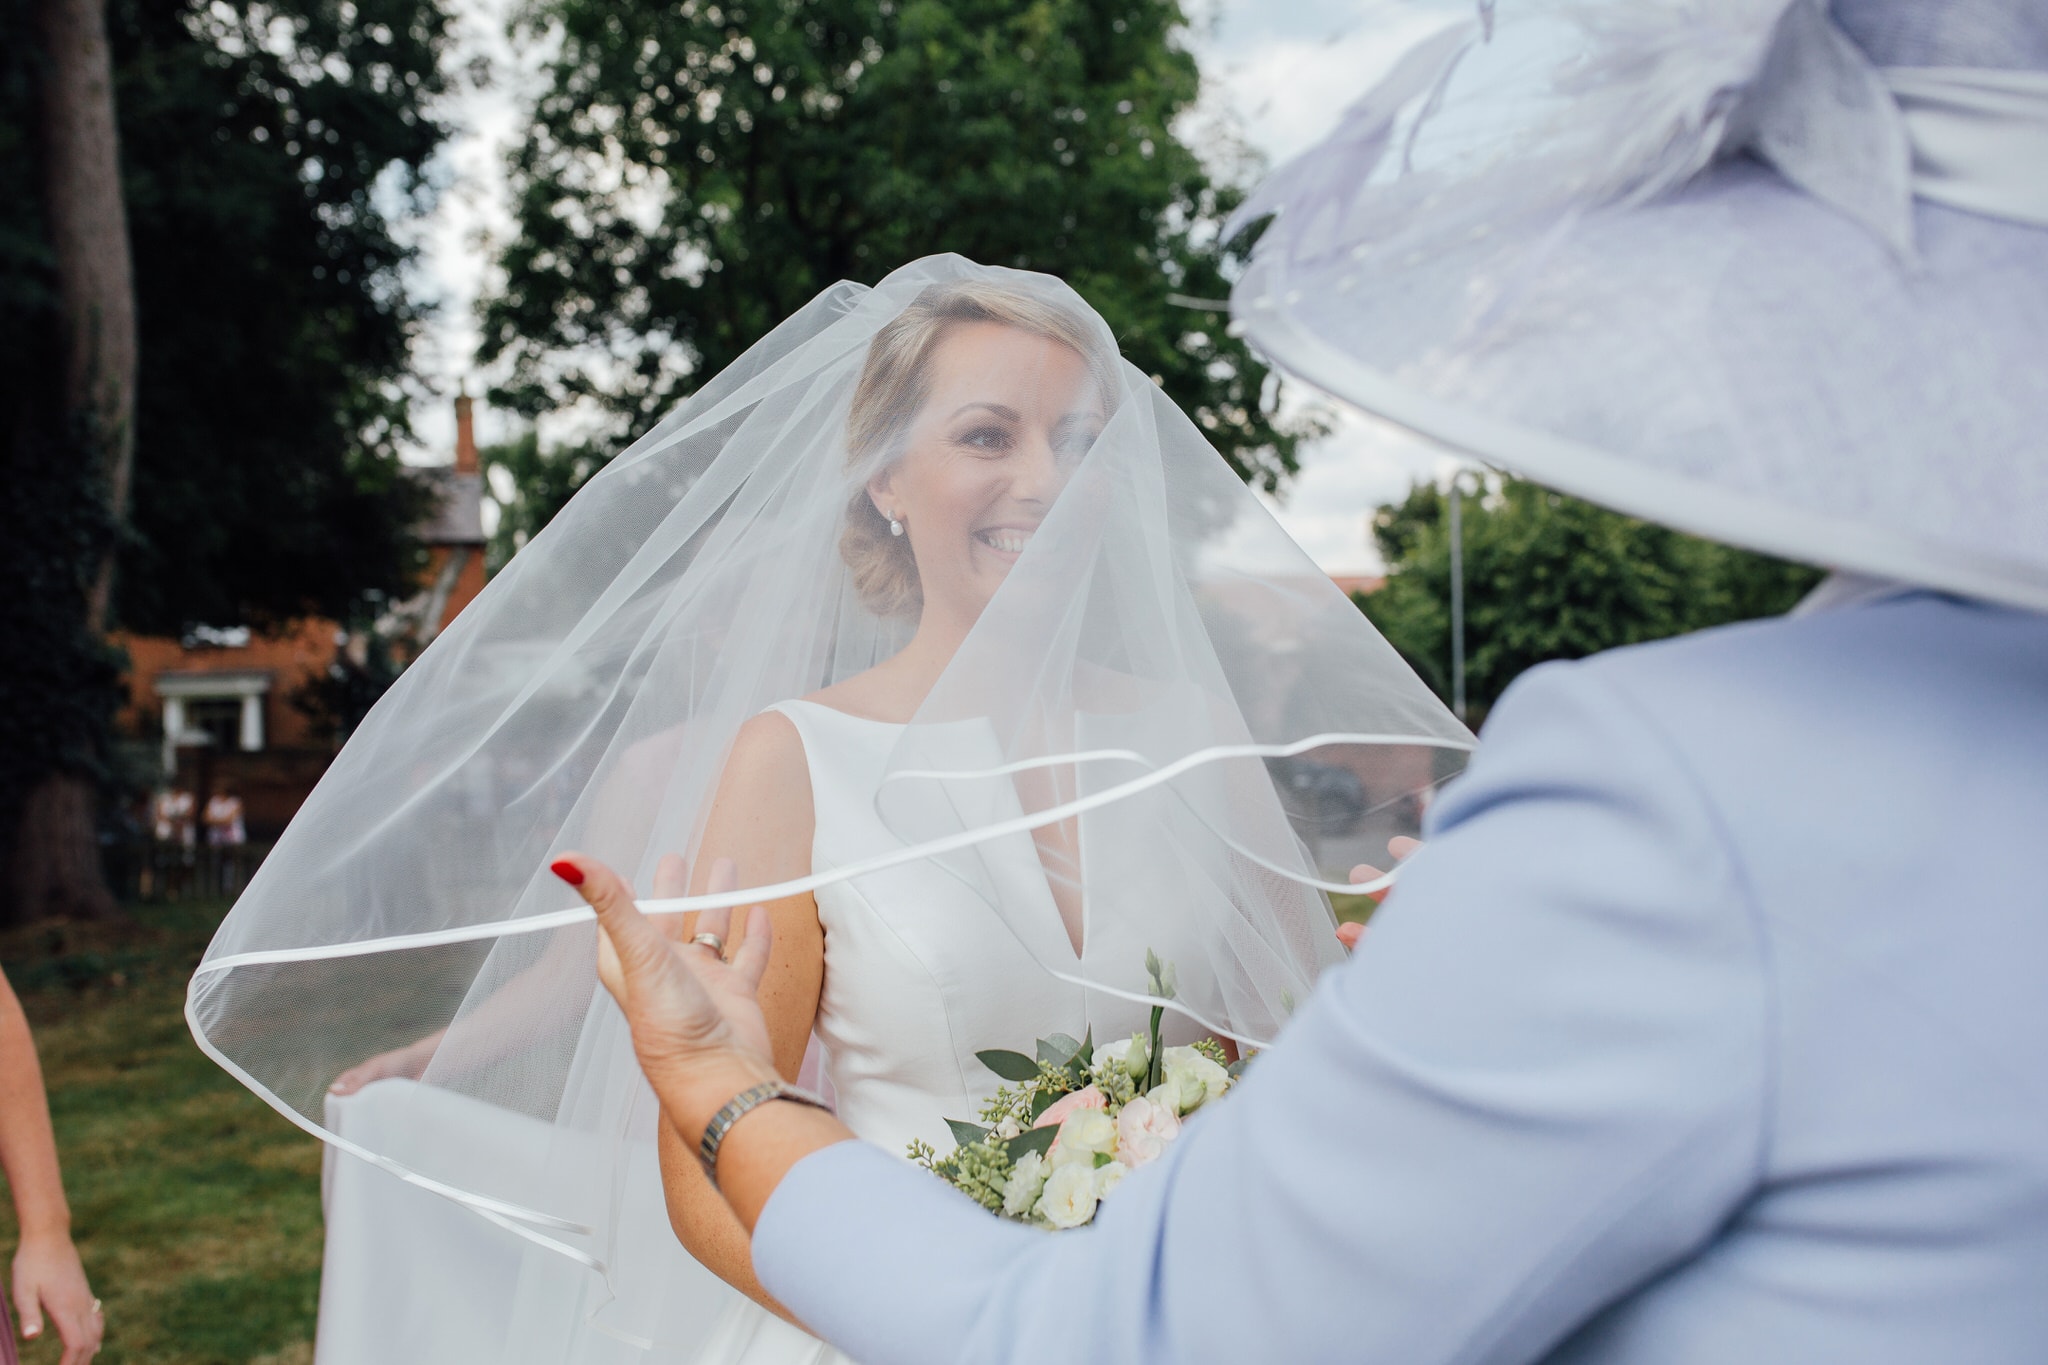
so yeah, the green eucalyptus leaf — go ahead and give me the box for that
[977,1049,1042,1082]
[946,1118,992,1149]
[1037,1033,1083,1066]
[1004,1125,1058,1162]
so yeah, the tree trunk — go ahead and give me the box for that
[39,0,136,632]
[7,775,118,923]
[12,0,136,924]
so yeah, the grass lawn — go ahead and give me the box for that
[1327,890,1379,927]
[0,889,1378,1364]
[0,902,321,1365]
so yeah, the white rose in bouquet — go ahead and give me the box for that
[1052,1108,1118,1167]
[1036,1161,1101,1229]
[1002,1150,1049,1218]
[913,956,1245,1229]
[1114,1094,1182,1167]
[1158,1046,1231,1115]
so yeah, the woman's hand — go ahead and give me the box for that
[12,1229,101,1364]
[1337,835,1422,951]
[551,853,781,1145]
[330,855,716,1100]
[328,1036,436,1097]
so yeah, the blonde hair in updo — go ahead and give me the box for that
[840,280,1115,618]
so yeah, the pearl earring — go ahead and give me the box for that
[888,512,904,537]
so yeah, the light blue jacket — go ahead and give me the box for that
[753,591,2048,1364]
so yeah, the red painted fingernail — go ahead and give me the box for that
[550,859,585,886]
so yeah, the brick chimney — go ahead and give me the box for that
[455,389,477,473]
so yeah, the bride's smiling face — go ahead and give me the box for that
[870,321,1105,623]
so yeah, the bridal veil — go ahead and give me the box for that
[187,255,1470,1337]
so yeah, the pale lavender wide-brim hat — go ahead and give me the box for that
[1229,0,2048,612]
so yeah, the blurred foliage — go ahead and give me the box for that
[480,429,609,572]
[481,0,1313,531]
[1359,478,1823,725]
[2,0,452,916]
[1,0,125,908]
[0,391,127,911]
[289,597,405,745]
[87,0,449,633]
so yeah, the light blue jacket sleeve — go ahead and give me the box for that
[752,661,1772,1365]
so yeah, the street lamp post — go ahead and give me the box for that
[1448,473,1473,723]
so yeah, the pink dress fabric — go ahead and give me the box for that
[0,1290,20,1365]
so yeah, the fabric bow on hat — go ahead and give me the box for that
[1226,0,2048,613]
[1734,0,2048,255]
[1231,0,2048,268]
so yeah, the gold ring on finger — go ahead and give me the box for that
[689,932,726,956]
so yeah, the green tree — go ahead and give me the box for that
[1359,478,1822,725]
[0,0,450,921]
[109,0,451,633]
[0,361,128,923]
[3,0,135,920]
[481,0,1309,514]
[480,429,610,572]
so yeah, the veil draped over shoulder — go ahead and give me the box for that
[187,256,1470,1343]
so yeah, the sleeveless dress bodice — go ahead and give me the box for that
[682,698,1220,1365]
[767,699,1150,1158]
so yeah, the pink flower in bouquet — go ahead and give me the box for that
[1114,1094,1182,1168]
[1033,1083,1107,1130]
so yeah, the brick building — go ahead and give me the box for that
[114,396,488,841]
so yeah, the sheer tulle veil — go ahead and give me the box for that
[187,255,1471,1336]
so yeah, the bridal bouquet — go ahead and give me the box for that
[908,953,1243,1229]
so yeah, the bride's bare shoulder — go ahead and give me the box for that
[702,710,816,874]
[719,707,810,805]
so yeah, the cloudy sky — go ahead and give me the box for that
[402,0,1468,573]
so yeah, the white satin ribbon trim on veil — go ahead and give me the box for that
[188,726,1473,1262]
[190,729,1474,978]
[184,255,1474,1331]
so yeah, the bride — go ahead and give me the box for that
[190,257,1469,1362]
[657,277,1133,1354]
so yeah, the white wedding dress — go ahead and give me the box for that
[264,255,1436,1365]
[686,698,1177,1364]
[318,697,1197,1365]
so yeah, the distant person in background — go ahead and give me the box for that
[148,789,193,849]
[204,794,249,894]
[203,793,245,849]
[148,790,196,901]
[0,966,102,1363]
